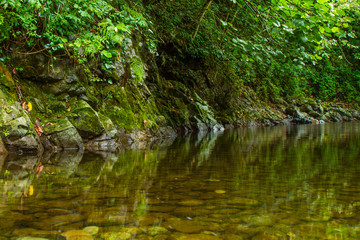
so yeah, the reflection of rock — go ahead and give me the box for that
[12,228,58,238]
[241,215,273,226]
[48,150,83,173]
[4,154,38,174]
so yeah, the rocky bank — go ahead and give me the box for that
[0,37,359,154]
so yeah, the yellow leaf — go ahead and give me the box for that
[27,102,32,111]
[29,185,34,196]
[215,190,226,194]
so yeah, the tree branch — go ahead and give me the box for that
[192,0,213,42]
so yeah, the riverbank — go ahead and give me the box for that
[0,51,359,155]
[0,40,359,154]
[1,0,359,155]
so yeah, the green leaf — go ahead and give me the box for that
[331,27,339,33]
[116,23,130,32]
[101,50,112,59]
[348,32,356,38]
[300,36,308,43]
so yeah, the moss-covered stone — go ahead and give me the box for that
[44,117,83,150]
[68,100,105,139]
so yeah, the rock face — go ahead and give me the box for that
[0,88,42,153]
[43,118,83,150]
[0,137,7,155]
[10,51,85,97]
[68,100,105,139]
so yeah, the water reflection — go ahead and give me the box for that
[1,123,360,239]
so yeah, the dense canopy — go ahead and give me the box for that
[0,0,359,102]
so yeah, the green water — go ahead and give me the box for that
[1,123,360,240]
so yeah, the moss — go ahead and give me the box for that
[130,57,145,83]
[0,63,15,89]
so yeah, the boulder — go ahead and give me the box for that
[10,52,85,96]
[43,118,83,150]
[285,106,305,119]
[68,100,105,139]
[0,92,42,152]
[84,114,119,151]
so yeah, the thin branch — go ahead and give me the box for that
[336,39,353,66]
[192,0,213,42]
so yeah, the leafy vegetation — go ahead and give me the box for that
[0,0,359,109]
[144,0,360,102]
[0,0,155,81]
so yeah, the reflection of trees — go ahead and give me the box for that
[154,122,360,225]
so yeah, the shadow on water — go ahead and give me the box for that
[1,122,360,239]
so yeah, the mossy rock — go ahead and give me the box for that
[102,231,132,240]
[44,117,83,150]
[0,63,15,89]
[0,98,41,152]
[68,100,105,139]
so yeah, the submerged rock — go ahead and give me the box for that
[147,226,169,236]
[170,233,221,240]
[61,230,93,240]
[83,226,99,236]
[101,232,131,240]
[164,219,205,234]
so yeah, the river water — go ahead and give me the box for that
[1,122,360,240]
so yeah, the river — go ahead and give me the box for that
[1,122,360,239]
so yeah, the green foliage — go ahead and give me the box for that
[1,0,360,107]
[145,0,360,103]
[0,0,156,83]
